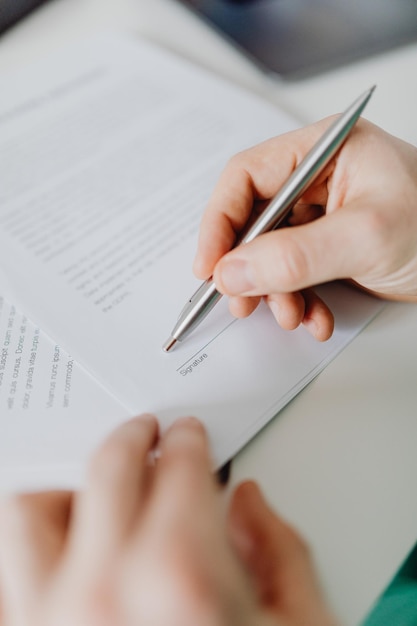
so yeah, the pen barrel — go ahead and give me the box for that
[171,280,222,342]
[242,85,374,244]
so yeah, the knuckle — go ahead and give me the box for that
[164,420,208,458]
[225,150,254,183]
[227,150,246,170]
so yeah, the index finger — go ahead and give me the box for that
[192,118,333,280]
[67,415,158,576]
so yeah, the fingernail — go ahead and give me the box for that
[218,259,255,294]
[268,300,281,324]
[125,414,157,430]
[138,413,158,423]
[173,416,201,428]
[170,416,205,435]
[164,417,207,445]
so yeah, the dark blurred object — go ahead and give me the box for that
[177,0,417,80]
[0,0,50,35]
[216,460,232,486]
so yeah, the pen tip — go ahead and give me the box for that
[162,337,177,352]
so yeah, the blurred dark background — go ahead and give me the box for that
[177,0,417,80]
[2,0,417,81]
[0,0,50,34]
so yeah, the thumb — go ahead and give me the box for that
[228,481,336,625]
[213,202,371,296]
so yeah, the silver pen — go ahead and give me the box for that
[163,85,375,352]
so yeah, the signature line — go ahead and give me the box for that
[176,319,237,372]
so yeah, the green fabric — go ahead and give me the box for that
[362,543,417,625]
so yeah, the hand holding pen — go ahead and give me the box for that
[165,86,417,350]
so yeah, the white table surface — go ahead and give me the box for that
[1,1,417,624]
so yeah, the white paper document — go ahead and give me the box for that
[0,296,127,492]
[0,35,384,492]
